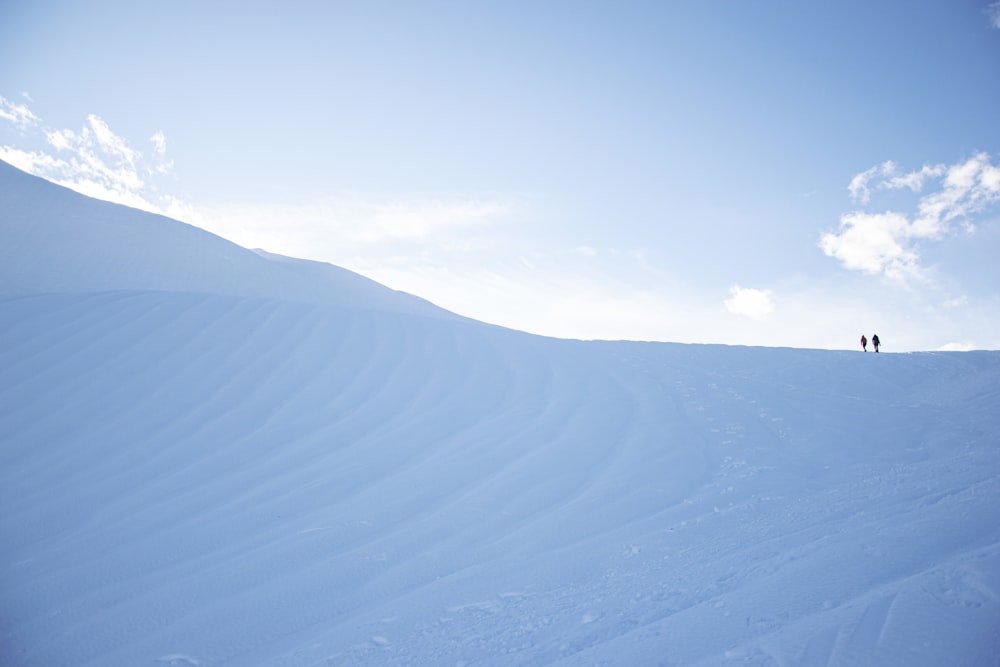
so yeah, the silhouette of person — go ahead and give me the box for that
[872,334,880,352]
[861,334,867,352]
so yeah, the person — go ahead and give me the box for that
[861,334,867,352]
[872,334,880,352]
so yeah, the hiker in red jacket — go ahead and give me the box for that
[861,334,868,352]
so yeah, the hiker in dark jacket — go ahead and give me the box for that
[872,334,880,352]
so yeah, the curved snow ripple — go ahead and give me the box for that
[1,293,999,666]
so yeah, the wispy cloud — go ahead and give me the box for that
[847,161,894,205]
[822,153,1000,282]
[883,164,945,195]
[986,2,1000,29]
[189,196,513,266]
[724,285,776,320]
[150,130,168,157]
[0,95,175,215]
[0,96,40,130]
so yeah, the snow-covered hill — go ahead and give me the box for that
[1,160,999,666]
[0,160,451,318]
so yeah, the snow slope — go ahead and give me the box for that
[0,160,450,318]
[1,160,999,666]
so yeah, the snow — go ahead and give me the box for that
[2,159,999,666]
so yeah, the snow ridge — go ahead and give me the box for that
[0,159,452,318]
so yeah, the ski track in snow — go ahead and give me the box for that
[1,289,999,667]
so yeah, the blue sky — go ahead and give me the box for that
[2,1,999,350]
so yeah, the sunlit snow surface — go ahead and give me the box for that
[2,161,999,666]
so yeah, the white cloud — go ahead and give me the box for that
[43,117,146,197]
[148,131,173,175]
[0,100,176,216]
[150,130,167,156]
[884,164,944,194]
[823,153,1000,281]
[85,114,138,166]
[0,145,64,175]
[820,211,918,278]
[724,285,776,320]
[848,160,894,204]
[909,154,1000,238]
[987,2,1000,29]
[0,95,40,130]
[45,128,75,151]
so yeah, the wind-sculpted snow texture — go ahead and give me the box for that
[2,162,1000,666]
